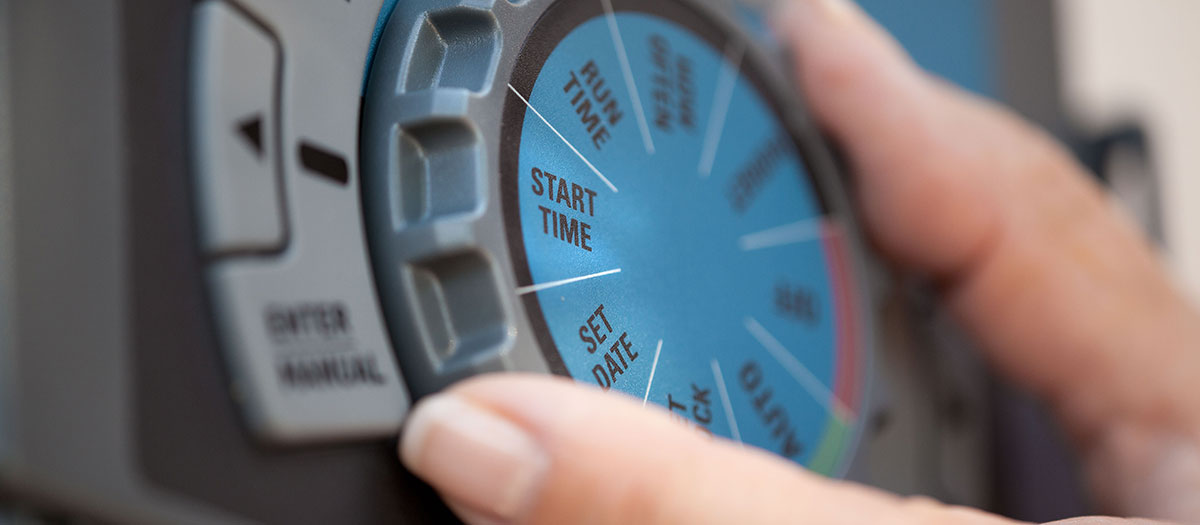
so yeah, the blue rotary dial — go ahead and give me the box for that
[501,0,868,475]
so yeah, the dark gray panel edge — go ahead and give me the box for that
[0,0,241,521]
[0,0,16,477]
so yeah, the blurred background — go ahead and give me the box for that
[1058,0,1200,297]
[856,0,1199,520]
[861,0,1200,296]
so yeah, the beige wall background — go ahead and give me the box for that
[1057,0,1200,300]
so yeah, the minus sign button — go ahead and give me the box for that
[299,141,349,186]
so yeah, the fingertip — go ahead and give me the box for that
[445,499,508,525]
[397,393,451,471]
[399,391,549,522]
[771,0,943,174]
[770,0,1015,281]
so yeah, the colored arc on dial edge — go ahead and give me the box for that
[809,225,860,476]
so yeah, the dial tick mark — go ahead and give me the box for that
[515,268,622,296]
[744,316,854,422]
[739,218,832,251]
[507,84,619,193]
[698,40,747,177]
[601,0,656,155]
[711,358,744,446]
[641,339,664,407]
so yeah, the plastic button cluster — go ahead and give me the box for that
[190,0,409,444]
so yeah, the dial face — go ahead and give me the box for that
[501,0,866,475]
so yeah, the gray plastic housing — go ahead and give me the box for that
[0,0,995,522]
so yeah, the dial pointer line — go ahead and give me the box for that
[744,316,854,422]
[515,268,622,296]
[711,359,744,446]
[507,83,618,193]
[739,218,832,251]
[601,0,656,155]
[698,40,746,177]
[641,339,664,407]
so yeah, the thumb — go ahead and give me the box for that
[400,374,1019,525]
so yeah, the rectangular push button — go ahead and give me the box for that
[191,1,285,254]
[210,258,410,443]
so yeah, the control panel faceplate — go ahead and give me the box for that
[192,0,410,443]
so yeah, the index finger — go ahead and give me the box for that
[774,0,1200,518]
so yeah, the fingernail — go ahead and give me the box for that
[446,499,508,525]
[400,393,548,521]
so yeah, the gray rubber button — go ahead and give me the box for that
[209,257,409,443]
[200,0,411,443]
[191,1,284,254]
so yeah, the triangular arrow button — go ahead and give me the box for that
[236,113,264,158]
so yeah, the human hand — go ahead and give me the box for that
[397,0,1200,523]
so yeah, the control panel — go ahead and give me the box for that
[0,0,1009,522]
